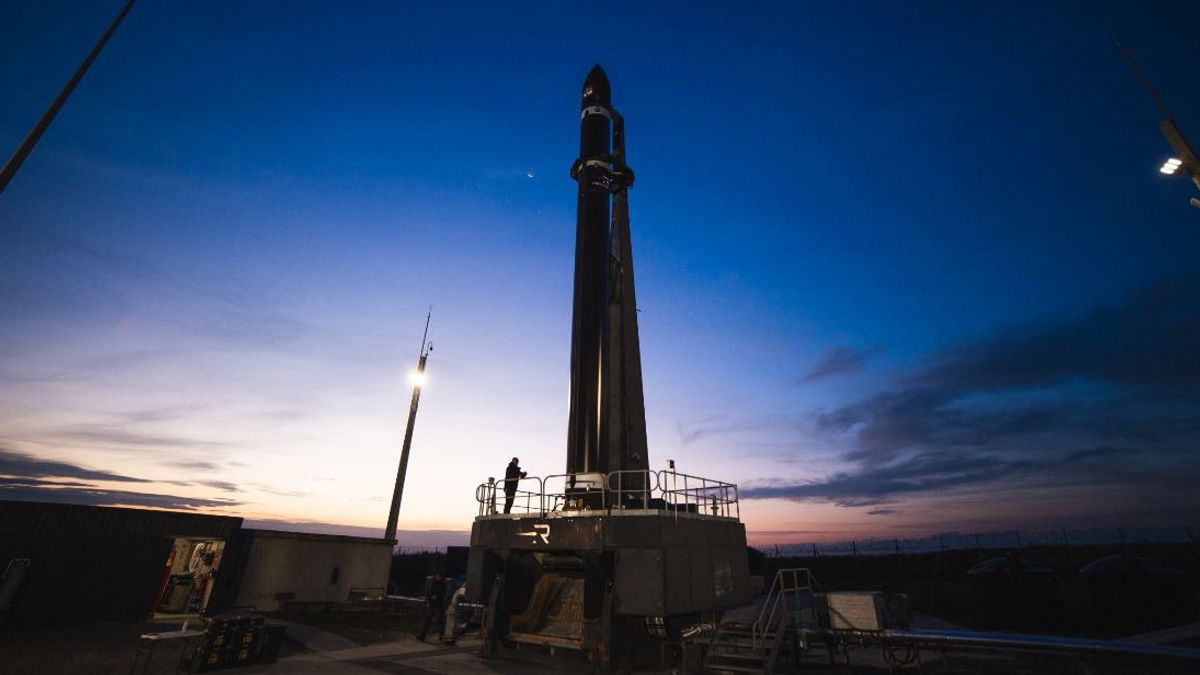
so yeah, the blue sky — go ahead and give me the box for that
[1,1,1198,544]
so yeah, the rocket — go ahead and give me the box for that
[565,66,650,482]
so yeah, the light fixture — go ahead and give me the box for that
[1160,158,1182,175]
[408,370,427,387]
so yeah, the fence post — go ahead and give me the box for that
[936,537,946,577]
[1062,529,1076,568]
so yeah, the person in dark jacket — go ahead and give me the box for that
[503,457,527,514]
[417,573,447,642]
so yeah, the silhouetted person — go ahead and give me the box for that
[417,573,446,642]
[503,456,527,514]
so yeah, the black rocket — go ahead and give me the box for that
[565,66,649,481]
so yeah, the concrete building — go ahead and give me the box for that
[0,501,393,626]
[220,529,392,611]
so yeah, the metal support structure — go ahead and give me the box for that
[0,0,137,197]
[384,310,432,544]
[1116,40,1200,209]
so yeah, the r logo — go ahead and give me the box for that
[517,523,551,545]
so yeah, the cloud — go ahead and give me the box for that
[742,451,1034,506]
[162,459,221,471]
[48,426,228,450]
[1063,445,1139,463]
[745,271,1200,521]
[11,231,315,348]
[0,447,244,510]
[801,346,878,382]
[0,484,242,510]
[866,507,896,515]
[196,480,240,492]
[675,415,798,447]
[0,447,150,483]
[908,272,1200,391]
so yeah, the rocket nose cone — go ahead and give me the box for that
[582,65,611,107]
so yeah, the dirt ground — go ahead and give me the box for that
[263,608,426,646]
[0,609,431,675]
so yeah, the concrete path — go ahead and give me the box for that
[251,635,536,673]
[271,618,361,652]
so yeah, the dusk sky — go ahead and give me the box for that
[2,1,1198,547]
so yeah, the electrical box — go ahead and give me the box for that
[827,591,885,631]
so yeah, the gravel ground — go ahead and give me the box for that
[0,619,309,675]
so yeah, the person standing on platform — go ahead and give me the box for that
[503,457,527,514]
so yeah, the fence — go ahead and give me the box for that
[755,526,1200,558]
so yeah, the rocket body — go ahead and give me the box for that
[566,66,649,480]
[566,66,613,475]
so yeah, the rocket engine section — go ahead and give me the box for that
[466,66,751,672]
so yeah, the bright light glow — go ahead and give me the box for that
[408,370,427,387]
[1166,158,1182,166]
[1160,166,1176,174]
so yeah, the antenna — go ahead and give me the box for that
[419,305,433,357]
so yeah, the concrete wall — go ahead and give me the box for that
[232,529,392,611]
[0,501,242,626]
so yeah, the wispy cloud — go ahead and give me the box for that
[0,483,243,510]
[48,425,228,450]
[907,272,1200,391]
[800,346,879,383]
[745,271,1200,522]
[0,447,243,509]
[0,447,150,483]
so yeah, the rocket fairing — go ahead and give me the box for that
[565,66,649,480]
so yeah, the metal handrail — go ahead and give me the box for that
[473,469,740,519]
[753,568,819,650]
[542,472,607,512]
[475,476,544,515]
[656,470,739,518]
[604,469,659,509]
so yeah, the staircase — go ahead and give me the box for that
[702,568,819,674]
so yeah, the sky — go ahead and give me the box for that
[1,1,1198,547]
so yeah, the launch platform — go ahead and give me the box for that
[465,65,751,671]
[468,471,750,666]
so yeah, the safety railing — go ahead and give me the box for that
[474,468,740,520]
[656,470,740,519]
[475,476,544,516]
[605,469,659,510]
[542,472,607,513]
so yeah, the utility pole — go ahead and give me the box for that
[0,0,137,197]
[384,309,432,545]
[1116,40,1200,210]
